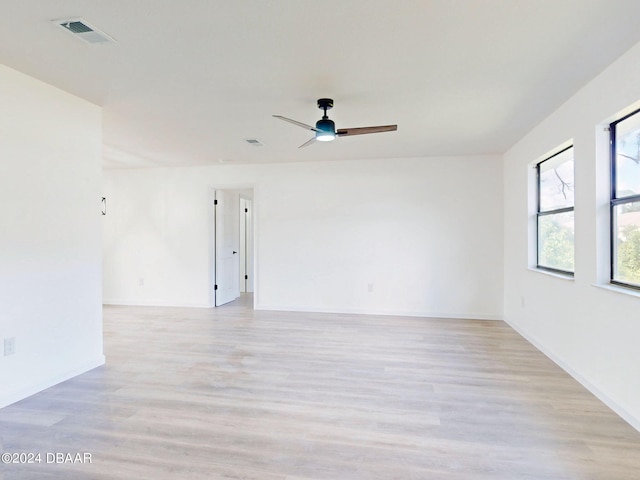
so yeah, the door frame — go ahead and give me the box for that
[239,196,254,293]
[208,184,257,308]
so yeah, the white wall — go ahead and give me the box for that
[103,155,504,319]
[504,40,640,429]
[0,65,104,408]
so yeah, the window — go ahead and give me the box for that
[611,110,640,289]
[536,146,575,274]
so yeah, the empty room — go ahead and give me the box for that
[2,1,640,478]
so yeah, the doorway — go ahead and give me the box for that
[213,188,254,307]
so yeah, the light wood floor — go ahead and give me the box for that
[2,296,640,479]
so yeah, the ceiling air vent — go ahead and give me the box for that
[244,139,264,146]
[53,18,115,44]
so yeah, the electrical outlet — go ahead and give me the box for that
[367,283,374,293]
[4,337,15,356]
[139,278,144,286]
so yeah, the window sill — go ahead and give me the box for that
[528,267,574,281]
[592,283,640,298]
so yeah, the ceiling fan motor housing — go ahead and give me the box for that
[315,118,336,141]
[316,118,335,134]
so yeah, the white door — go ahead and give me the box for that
[215,190,240,306]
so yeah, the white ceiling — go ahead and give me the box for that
[2,1,640,168]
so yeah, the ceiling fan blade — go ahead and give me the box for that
[298,137,317,148]
[273,115,318,132]
[336,125,398,136]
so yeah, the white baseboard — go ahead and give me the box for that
[103,299,212,308]
[255,304,503,321]
[0,355,106,409]
[103,299,502,320]
[505,317,640,433]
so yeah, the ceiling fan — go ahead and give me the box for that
[273,98,397,148]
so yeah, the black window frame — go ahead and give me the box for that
[610,109,640,291]
[536,145,575,276]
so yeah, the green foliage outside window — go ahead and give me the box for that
[538,215,575,272]
[617,224,640,286]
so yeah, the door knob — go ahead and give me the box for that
[233,251,237,254]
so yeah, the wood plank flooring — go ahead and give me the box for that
[2,295,640,479]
